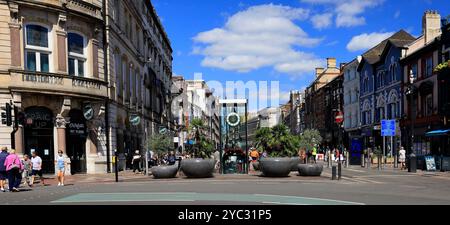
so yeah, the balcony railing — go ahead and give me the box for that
[9,70,108,98]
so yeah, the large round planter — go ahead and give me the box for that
[151,165,178,179]
[298,164,323,177]
[290,157,302,171]
[181,159,215,178]
[252,161,260,171]
[260,158,292,177]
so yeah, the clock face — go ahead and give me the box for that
[226,112,240,127]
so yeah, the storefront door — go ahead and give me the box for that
[24,107,55,174]
[66,109,87,174]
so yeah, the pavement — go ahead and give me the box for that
[1,163,450,205]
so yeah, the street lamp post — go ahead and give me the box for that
[408,70,417,173]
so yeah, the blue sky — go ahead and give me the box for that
[152,0,449,112]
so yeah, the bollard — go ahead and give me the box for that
[361,154,365,168]
[338,162,342,180]
[328,153,332,168]
[394,154,398,168]
[346,153,349,168]
[378,155,381,170]
[408,153,417,173]
[332,166,337,180]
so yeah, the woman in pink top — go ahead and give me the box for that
[4,149,23,192]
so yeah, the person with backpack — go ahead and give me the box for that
[4,149,23,192]
[0,147,9,192]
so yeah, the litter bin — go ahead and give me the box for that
[408,153,417,173]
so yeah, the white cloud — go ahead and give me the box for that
[311,13,333,29]
[346,31,394,52]
[193,4,324,77]
[301,0,385,28]
[394,10,401,19]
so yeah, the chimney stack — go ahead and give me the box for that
[315,68,324,78]
[423,10,442,44]
[327,58,337,68]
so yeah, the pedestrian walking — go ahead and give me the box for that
[399,146,406,170]
[335,148,340,162]
[55,150,67,186]
[312,145,317,164]
[4,149,23,192]
[132,150,142,174]
[21,154,32,187]
[0,146,9,192]
[30,151,45,187]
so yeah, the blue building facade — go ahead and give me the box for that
[358,30,416,154]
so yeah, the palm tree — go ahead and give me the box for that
[188,118,213,159]
[255,127,272,152]
[254,125,300,157]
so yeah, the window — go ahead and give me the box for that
[122,60,128,101]
[424,94,433,116]
[411,63,418,80]
[425,57,433,78]
[387,103,396,119]
[114,53,122,98]
[25,24,51,72]
[135,69,139,105]
[129,65,134,104]
[68,33,86,77]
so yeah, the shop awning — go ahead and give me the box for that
[425,129,450,137]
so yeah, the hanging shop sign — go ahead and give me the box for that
[83,104,94,121]
[226,112,240,127]
[129,115,141,126]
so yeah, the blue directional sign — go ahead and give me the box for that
[381,120,396,137]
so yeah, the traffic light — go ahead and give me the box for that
[6,103,12,126]
[1,103,12,126]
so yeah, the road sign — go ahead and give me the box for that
[335,111,344,124]
[381,120,396,137]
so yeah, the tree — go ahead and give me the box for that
[298,129,323,152]
[188,118,214,159]
[148,133,173,157]
[254,125,300,157]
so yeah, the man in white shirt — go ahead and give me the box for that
[30,151,45,186]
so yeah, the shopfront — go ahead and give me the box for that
[24,106,54,174]
[66,109,87,174]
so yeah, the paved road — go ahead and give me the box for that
[1,166,450,205]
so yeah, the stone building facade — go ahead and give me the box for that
[304,58,341,141]
[0,0,172,175]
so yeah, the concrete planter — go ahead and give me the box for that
[297,164,323,177]
[252,161,260,171]
[260,158,292,177]
[151,165,179,179]
[290,157,302,171]
[181,159,215,178]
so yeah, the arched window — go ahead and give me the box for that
[25,24,51,72]
[68,32,86,77]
